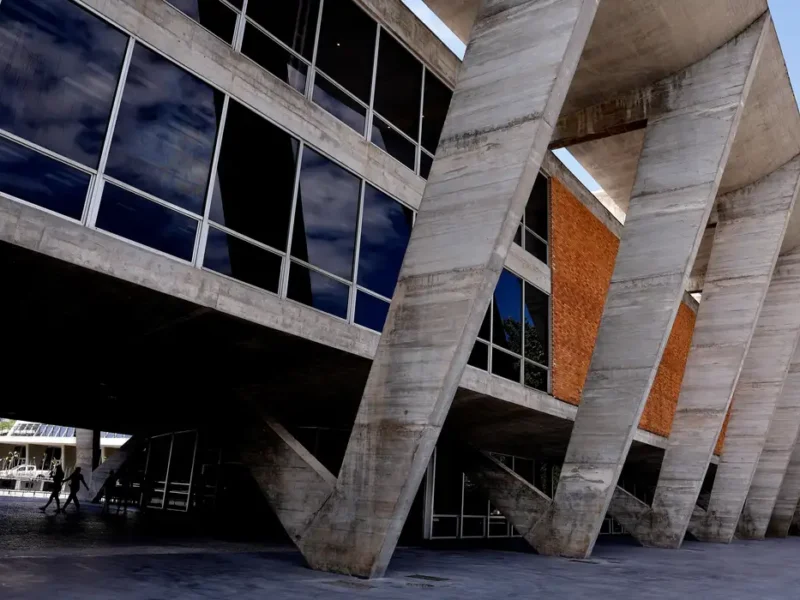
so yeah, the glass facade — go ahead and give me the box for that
[0,0,550,380]
[470,269,551,393]
[514,173,550,264]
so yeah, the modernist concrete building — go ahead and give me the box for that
[2,0,800,579]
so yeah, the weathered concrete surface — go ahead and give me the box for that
[529,16,769,558]
[768,439,800,537]
[294,0,600,577]
[89,437,143,502]
[76,429,101,500]
[740,340,800,539]
[618,155,800,549]
[239,411,335,543]
[463,447,551,539]
[690,248,800,543]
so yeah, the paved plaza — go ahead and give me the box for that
[0,498,798,599]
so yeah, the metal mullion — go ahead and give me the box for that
[161,434,175,511]
[526,357,549,372]
[366,24,381,139]
[85,37,135,228]
[372,110,419,146]
[487,297,493,374]
[521,278,526,385]
[101,176,202,221]
[290,256,353,288]
[0,130,94,176]
[206,222,286,259]
[307,0,325,101]
[348,181,366,323]
[417,65,425,175]
[94,227,196,267]
[218,0,240,13]
[233,0,248,51]
[243,17,311,69]
[185,431,200,513]
[314,70,369,111]
[279,141,305,299]
[0,191,85,226]
[195,94,231,268]
[355,286,391,304]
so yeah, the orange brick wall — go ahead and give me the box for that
[550,176,697,436]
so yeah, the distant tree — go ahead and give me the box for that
[501,318,547,390]
[0,419,15,434]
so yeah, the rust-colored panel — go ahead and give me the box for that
[550,176,697,440]
[639,303,696,436]
[715,406,732,455]
[551,177,619,406]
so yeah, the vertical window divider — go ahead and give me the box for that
[348,181,367,324]
[307,0,325,101]
[487,297,494,374]
[194,94,231,268]
[365,24,381,139]
[233,0,248,52]
[279,141,306,299]
[84,36,135,229]
[520,281,526,385]
[417,65,426,177]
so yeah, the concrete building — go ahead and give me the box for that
[2,0,800,579]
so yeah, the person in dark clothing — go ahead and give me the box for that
[62,467,90,513]
[101,469,118,515]
[39,464,65,513]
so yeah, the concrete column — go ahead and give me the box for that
[75,429,101,499]
[768,440,800,537]
[529,16,769,558]
[690,248,800,543]
[614,155,800,548]
[296,0,600,578]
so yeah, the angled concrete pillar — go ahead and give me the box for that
[88,436,144,502]
[747,343,800,538]
[607,155,800,548]
[528,16,769,558]
[76,428,101,500]
[690,247,800,543]
[294,0,600,577]
[463,448,551,540]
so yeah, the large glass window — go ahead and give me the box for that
[357,184,413,298]
[287,262,349,319]
[422,70,452,154]
[516,173,549,263]
[471,270,550,392]
[245,0,319,60]
[241,22,308,95]
[374,30,422,140]
[203,227,282,294]
[315,0,376,104]
[0,135,90,220]
[165,0,238,45]
[292,148,360,280]
[209,101,299,253]
[106,44,224,215]
[0,0,127,167]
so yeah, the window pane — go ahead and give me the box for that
[371,117,416,171]
[420,152,433,180]
[478,308,490,342]
[355,291,389,332]
[358,185,412,298]
[374,31,421,140]
[96,184,198,261]
[0,0,127,167]
[316,0,375,102]
[312,74,366,134]
[166,0,237,44]
[467,341,488,371]
[287,262,349,319]
[292,148,359,280]
[241,24,308,94]
[524,228,548,263]
[524,282,549,366]
[492,348,521,383]
[492,270,522,355]
[422,70,452,153]
[525,174,548,241]
[210,101,298,252]
[0,135,89,219]
[514,224,522,246]
[204,227,282,294]
[524,360,548,392]
[106,44,224,215]
[245,0,319,60]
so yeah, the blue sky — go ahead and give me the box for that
[402,0,800,193]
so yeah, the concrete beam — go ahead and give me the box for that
[690,247,800,543]
[740,340,800,539]
[293,0,600,578]
[529,15,769,558]
[609,155,800,548]
[768,439,800,537]
[463,447,551,539]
